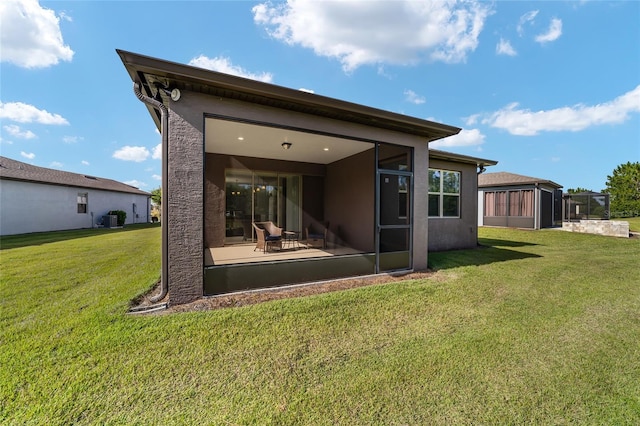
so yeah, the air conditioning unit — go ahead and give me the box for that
[103,215,118,228]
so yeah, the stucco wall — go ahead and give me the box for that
[0,179,149,236]
[427,159,479,252]
[325,148,375,252]
[165,101,206,305]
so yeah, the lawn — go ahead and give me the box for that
[624,216,640,232]
[1,225,639,424]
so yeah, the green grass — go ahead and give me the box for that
[1,226,639,424]
[624,216,640,232]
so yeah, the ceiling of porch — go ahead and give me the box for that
[205,118,373,165]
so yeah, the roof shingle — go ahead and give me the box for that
[478,171,562,189]
[0,156,150,196]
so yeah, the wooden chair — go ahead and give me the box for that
[252,221,282,253]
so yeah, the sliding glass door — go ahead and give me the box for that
[225,170,301,244]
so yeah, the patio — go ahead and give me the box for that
[205,242,364,266]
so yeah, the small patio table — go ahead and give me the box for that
[282,231,300,250]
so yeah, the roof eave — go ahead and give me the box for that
[479,180,563,189]
[429,148,498,167]
[117,49,461,141]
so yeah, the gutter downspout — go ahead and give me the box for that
[133,81,168,303]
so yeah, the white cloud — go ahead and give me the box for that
[63,135,83,144]
[49,161,63,168]
[496,38,516,56]
[299,88,315,94]
[253,0,493,72]
[58,11,72,22]
[113,146,150,162]
[3,124,36,139]
[517,10,538,36]
[152,174,162,181]
[430,128,485,148]
[535,18,562,44]
[0,0,74,68]
[483,85,640,136]
[404,89,426,105]
[125,180,147,188]
[81,160,89,166]
[464,114,481,126]
[0,137,12,145]
[20,151,35,160]
[0,101,69,124]
[151,143,162,160]
[188,55,273,83]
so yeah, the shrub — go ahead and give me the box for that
[108,210,127,226]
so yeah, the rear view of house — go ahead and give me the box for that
[478,172,563,229]
[118,49,498,305]
[0,156,151,236]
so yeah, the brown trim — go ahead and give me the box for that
[117,49,461,141]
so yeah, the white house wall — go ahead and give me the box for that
[0,179,150,236]
[477,189,484,226]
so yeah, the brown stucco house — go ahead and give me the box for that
[478,172,563,229]
[117,50,496,305]
[428,150,497,251]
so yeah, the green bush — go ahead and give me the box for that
[108,210,127,226]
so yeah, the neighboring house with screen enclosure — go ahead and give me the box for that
[118,50,497,305]
[478,172,563,230]
[0,156,151,236]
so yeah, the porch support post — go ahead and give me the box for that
[413,144,430,271]
[166,108,204,305]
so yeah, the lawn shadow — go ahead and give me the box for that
[0,223,160,250]
[428,244,541,270]
[478,238,540,248]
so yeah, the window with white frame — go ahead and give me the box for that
[77,193,88,214]
[429,169,460,217]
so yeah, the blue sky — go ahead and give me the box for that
[1,0,638,193]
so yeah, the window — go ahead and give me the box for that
[77,193,88,214]
[378,143,412,171]
[398,176,408,219]
[428,169,460,217]
[484,190,533,217]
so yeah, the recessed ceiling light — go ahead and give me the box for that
[237,136,244,141]
[323,147,329,151]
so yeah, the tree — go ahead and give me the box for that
[604,162,640,217]
[567,187,593,194]
[150,187,162,222]
[151,187,162,207]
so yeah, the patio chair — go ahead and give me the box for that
[253,221,282,253]
[304,221,329,249]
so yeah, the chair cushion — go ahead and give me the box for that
[265,235,281,241]
[308,234,324,239]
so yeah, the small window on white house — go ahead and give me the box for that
[77,193,88,214]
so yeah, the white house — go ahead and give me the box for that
[0,156,151,236]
